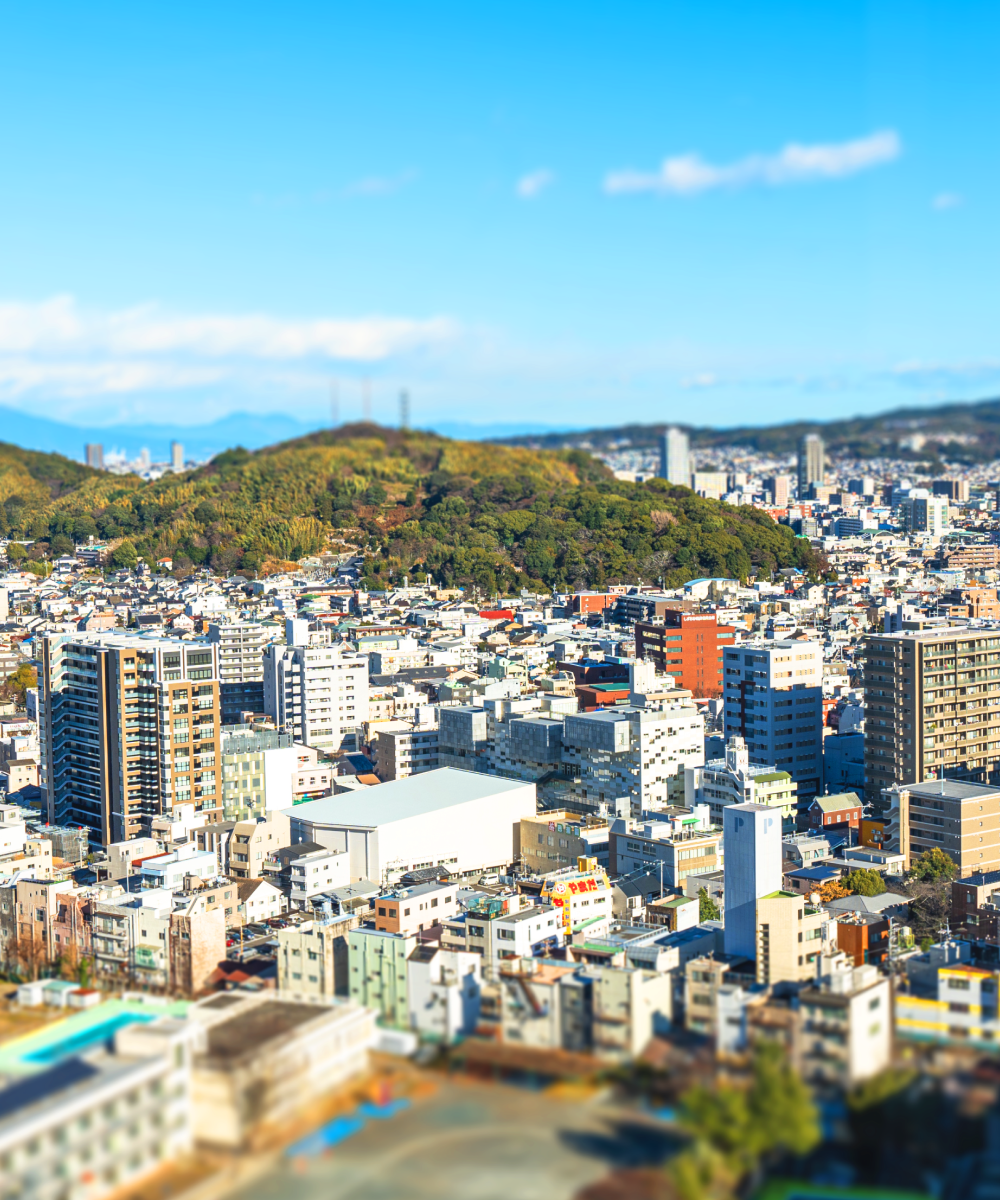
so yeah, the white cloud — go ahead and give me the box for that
[680,372,719,389]
[0,296,454,362]
[604,129,901,195]
[932,192,962,210]
[516,169,555,199]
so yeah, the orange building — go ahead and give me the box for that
[634,612,736,698]
[835,912,890,966]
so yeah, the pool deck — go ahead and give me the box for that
[0,996,189,1077]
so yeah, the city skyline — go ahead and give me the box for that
[0,2,997,433]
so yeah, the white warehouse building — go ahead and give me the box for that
[285,768,536,884]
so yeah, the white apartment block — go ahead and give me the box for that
[561,703,705,816]
[208,620,267,723]
[723,640,824,801]
[372,719,440,781]
[263,621,369,753]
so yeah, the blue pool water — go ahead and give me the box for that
[26,1012,157,1065]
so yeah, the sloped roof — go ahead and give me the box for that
[811,792,862,813]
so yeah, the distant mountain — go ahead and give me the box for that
[0,407,324,463]
[491,396,1000,465]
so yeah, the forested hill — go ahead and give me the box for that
[0,424,823,591]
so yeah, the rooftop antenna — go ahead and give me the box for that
[362,379,372,424]
[330,380,339,428]
[399,389,411,431]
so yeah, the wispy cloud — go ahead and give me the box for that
[604,130,901,196]
[932,192,963,211]
[516,169,555,199]
[343,170,417,197]
[0,296,454,362]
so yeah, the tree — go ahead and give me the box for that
[49,534,74,557]
[364,481,387,506]
[2,663,37,705]
[844,868,887,897]
[674,1042,821,1189]
[910,847,957,882]
[109,539,138,570]
[5,543,26,563]
[819,877,851,902]
[698,887,720,921]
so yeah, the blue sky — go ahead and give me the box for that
[0,0,997,435]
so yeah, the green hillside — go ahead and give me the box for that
[0,423,823,591]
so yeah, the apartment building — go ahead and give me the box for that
[863,628,1000,809]
[373,880,458,934]
[198,809,290,881]
[885,778,1000,874]
[38,632,223,846]
[263,621,369,753]
[723,640,823,801]
[520,811,610,872]
[372,719,440,781]
[634,611,736,698]
[348,926,415,1028]
[219,726,296,820]
[277,911,362,998]
[441,895,564,974]
[755,891,827,986]
[208,621,267,723]
[685,736,798,834]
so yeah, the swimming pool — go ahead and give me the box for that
[25,1011,158,1064]
[0,998,190,1077]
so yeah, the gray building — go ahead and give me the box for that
[659,426,690,487]
[723,802,781,960]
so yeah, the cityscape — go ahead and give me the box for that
[3,4,1000,1200]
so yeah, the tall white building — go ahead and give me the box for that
[899,493,950,536]
[797,433,825,496]
[263,621,369,753]
[659,427,690,487]
[723,802,782,959]
[722,640,823,803]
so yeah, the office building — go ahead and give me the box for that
[847,475,875,496]
[263,620,369,752]
[85,442,104,470]
[209,621,267,722]
[932,478,969,502]
[171,440,184,471]
[659,426,690,487]
[886,778,1000,874]
[722,640,823,801]
[609,815,722,888]
[862,627,1000,809]
[635,610,737,697]
[286,768,536,884]
[723,802,782,959]
[899,493,950,536]
[38,632,223,846]
[560,703,705,816]
[765,475,790,506]
[797,433,824,496]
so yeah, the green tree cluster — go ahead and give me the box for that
[843,868,887,897]
[910,847,957,882]
[698,887,720,921]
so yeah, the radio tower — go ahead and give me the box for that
[362,379,372,424]
[330,380,339,428]
[399,390,411,430]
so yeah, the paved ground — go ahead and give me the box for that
[233,1078,677,1200]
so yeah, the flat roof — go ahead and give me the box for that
[905,779,1000,801]
[202,1000,329,1062]
[285,767,531,829]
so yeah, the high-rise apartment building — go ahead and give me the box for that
[862,628,1000,810]
[170,441,184,471]
[208,621,267,724]
[722,640,823,802]
[723,802,782,959]
[263,620,369,752]
[85,443,104,470]
[634,611,737,698]
[797,433,824,496]
[38,633,223,846]
[659,427,690,487]
[219,726,296,820]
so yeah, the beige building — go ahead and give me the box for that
[684,956,731,1036]
[755,891,827,986]
[591,964,672,1061]
[198,809,291,881]
[863,628,1000,810]
[277,911,362,998]
[886,777,1000,873]
[520,811,609,873]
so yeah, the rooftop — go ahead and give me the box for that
[903,778,1000,801]
[202,1000,331,1062]
[285,768,531,829]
